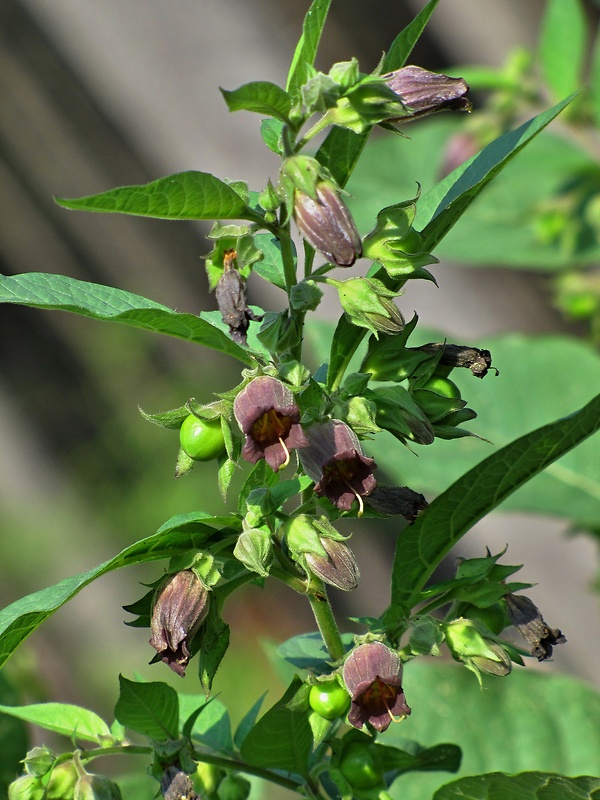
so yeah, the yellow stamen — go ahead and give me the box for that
[278,437,291,471]
[343,477,364,516]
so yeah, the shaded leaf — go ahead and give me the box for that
[434,772,600,799]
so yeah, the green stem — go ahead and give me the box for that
[295,113,333,152]
[278,224,298,296]
[307,578,346,662]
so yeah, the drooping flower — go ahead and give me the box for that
[505,593,566,661]
[300,420,376,514]
[342,642,411,732]
[149,570,210,677]
[384,65,471,120]
[234,376,309,471]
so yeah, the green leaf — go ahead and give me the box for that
[55,171,260,222]
[179,694,233,755]
[434,773,600,800]
[327,314,366,391]
[260,118,285,154]
[221,82,292,123]
[278,631,354,673]
[316,127,369,188]
[416,94,578,251]
[382,0,441,72]
[383,661,600,800]
[115,676,179,741]
[590,27,600,129]
[240,677,313,777]
[0,674,28,795]
[389,391,600,613]
[0,516,234,668]
[0,273,255,366]
[0,702,111,744]
[234,694,266,750]
[253,232,288,291]
[539,0,587,103]
[286,0,332,99]
[197,605,230,695]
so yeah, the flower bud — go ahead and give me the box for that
[384,65,471,120]
[149,570,210,677]
[444,618,511,681]
[327,277,404,336]
[8,775,45,800]
[74,773,122,800]
[233,528,273,578]
[305,537,360,592]
[280,155,362,267]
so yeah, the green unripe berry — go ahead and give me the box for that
[309,680,350,720]
[179,414,226,461]
[422,375,461,399]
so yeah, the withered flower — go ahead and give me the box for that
[364,484,428,521]
[160,767,198,800]
[234,376,309,471]
[149,570,210,677]
[415,342,497,378]
[300,420,377,514]
[384,65,471,120]
[505,594,566,661]
[215,249,262,345]
[342,642,411,732]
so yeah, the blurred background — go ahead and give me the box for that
[1,0,600,792]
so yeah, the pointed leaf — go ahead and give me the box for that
[221,82,292,124]
[179,694,233,755]
[240,678,312,776]
[0,273,255,366]
[234,694,267,750]
[434,773,600,800]
[416,94,577,250]
[0,516,237,668]
[115,676,179,741]
[0,702,111,743]
[316,127,369,189]
[382,0,441,72]
[539,0,587,103]
[389,392,600,613]
[286,0,332,99]
[56,171,261,221]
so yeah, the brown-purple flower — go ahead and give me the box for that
[300,420,376,514]
[343,642,411,732]
[149,570,209,677]
[234,376,309,471]
[384,65,471,120]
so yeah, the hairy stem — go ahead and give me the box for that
[307,579,347,662]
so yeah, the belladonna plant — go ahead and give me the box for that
[1,1,597,798]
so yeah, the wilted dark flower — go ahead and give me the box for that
[364,484,428,520]
[160,767,198,800]
[305,537,360,591]
[294,181,362,266]
[342,642,411,732]
[149,570,210,677]
[234,376,309,471]
[215,249,262,345]
[384,65,471,120]
[415,342,497,378]
[300,420,377,514]
[505,594,567,661]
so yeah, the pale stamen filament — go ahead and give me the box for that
[278,437,291,471]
